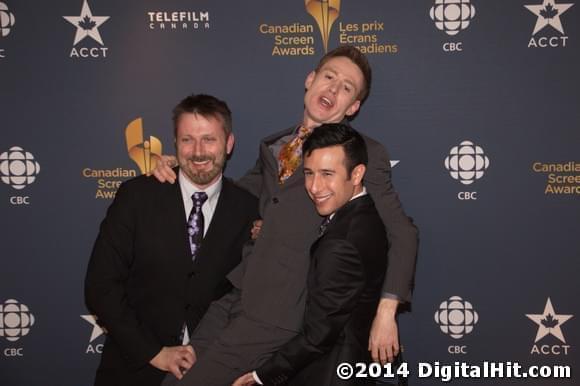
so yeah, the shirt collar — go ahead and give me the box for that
[178,169,222,203]
[329,186,367,220]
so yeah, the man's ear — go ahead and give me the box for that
[226,133,235,155]
[345,99,361,117]
[351,164,366,186]
[305,71,316,90]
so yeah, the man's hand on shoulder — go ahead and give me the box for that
[150,155,178,184]
[149,345,196,379]
[368,298,400,365]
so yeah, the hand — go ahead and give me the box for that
[232,372,257,386]
[149,345,196,380]
[368,298,399,365]
[250,220,263,240]
[150,155,178,184]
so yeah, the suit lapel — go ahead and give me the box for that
[157,177,192,267]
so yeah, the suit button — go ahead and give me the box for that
[272,197,279,204]
[188,271,195,278]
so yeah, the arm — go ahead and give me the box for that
[256,239,365,384]
[84,182,163,368]
[364,138,418,363]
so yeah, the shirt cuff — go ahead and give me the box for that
[381,292,402,302]
[252,371,264,385]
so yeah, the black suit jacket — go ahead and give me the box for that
[85,171,258,386]
[256,194,388,386]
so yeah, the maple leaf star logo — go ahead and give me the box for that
[525,0,574,35]
[526,298,573,343]
[81,315,105,343]
[63,0,110,46]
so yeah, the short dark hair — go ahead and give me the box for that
[172,94,232,137]
[302,123,368,176]
[315,45,372,102]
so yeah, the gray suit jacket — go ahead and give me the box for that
[228,123,417,331]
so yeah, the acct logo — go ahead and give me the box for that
[0,299,35,343]
[525,0,573,48]
[0,146,40,190]
[63,0,110,58]
[526,298,573,355]
[81,315,105,354]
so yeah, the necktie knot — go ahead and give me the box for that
[192,192,208,209]
[319,216,331,236]
[278,126,314,184]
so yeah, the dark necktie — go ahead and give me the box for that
[319,216,331,236]
[187,192,208,259]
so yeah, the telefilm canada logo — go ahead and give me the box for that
[526,298,573,355]
[147,10,210,31]
[1,299,35,357]
[258,0,397,56]
[525,0,573,48]
[63,0,110,58]
[434,296,479,354]
[0,146,40,205]
[444,140,490,201]
[0,1,15,59]
[429,0,476,52]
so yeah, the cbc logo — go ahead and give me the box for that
[444,140,489,185]
[434,296,478,339]
[0,146,40,190]
[429,0,476,36]
[0,2,15,37]
[0,299,35,342]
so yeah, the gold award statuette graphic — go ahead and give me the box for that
[125,118,162,175]
[305,0,340,52]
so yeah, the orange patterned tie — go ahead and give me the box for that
[278,126,312,184]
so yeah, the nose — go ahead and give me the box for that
[192,140,203,156]
[328,80,338,95]
[308,173,323,195]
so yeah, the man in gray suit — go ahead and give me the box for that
[156,45,418,385]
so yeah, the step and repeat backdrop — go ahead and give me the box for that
[1,1,578,385]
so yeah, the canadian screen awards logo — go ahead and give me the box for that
[0,1,15,59]
[444,140,490,200]
[1,299,35,357]
[63,0,110,58]
[434,296,479,354]
[81,118,162,199]
[525,0,573,48]
[258,0,397,56]
[429,0,476,52]
[0,146,40,205]
[526,298,573,355]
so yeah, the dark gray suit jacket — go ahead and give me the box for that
[229,123,417,332]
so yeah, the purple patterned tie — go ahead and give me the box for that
[187,192,207,259]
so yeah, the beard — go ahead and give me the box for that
[180,152,227,187]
